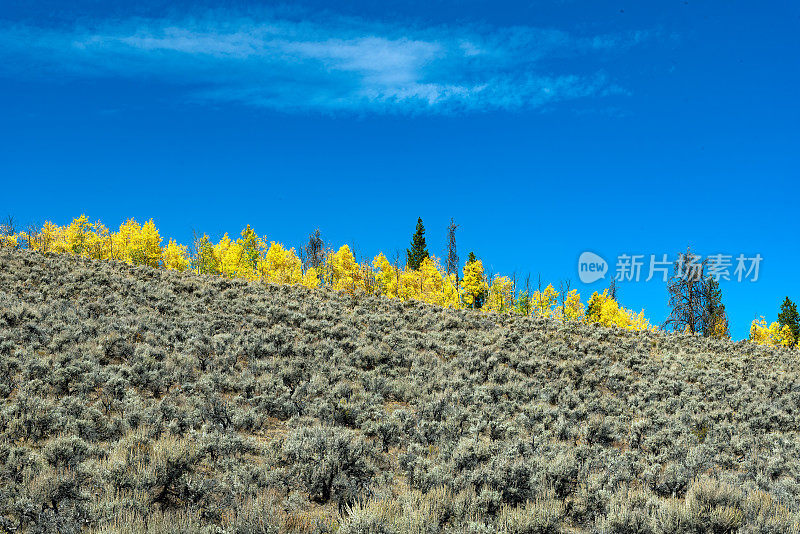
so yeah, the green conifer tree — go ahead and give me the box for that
[778,297,800,341]
[406,217,429,270]
[704,278,730,339]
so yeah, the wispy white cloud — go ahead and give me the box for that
[0,11,644,113]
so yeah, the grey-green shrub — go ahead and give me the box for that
[1,248,800,533]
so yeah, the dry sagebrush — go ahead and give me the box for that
[1,248,800,533]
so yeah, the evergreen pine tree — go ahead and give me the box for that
[304,228,325,272]
[586,292,600,320]
[778,297,800,341]
[608,279,618,302]
[446,218,459,284]
[406,217,429,270]
[704,278,730,339]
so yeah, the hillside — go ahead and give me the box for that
[1,248,799,533]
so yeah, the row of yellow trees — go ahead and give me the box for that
[2,215,657,331]
[749,318,799,349]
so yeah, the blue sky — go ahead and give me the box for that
[1,0,798,339]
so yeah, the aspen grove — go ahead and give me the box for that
[2,214,797,349]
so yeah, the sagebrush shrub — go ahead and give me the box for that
[282,425,375,506]
[1,248,800,533]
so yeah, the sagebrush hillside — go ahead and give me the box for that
[1,248,799,533]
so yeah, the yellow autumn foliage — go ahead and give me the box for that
[0,234,19,248]
[531,284,559,317]
[0,215,670,338]
[552,289,585,322]
[460,259,488,309]
[409,257,459,308]
[112,218,162,268]
[302,267,320,289]
[162,239,190,272]
[483,275,515,314]
[585,290,653,331]
[192,234,219,275]
[258,242,303,285]
[326,245,370,294]
[750,317,795,347]
[212,234,245,278]
[373,253,401,299]
[374,254,458,306]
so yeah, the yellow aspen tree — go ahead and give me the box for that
[750,318,771,345]
[162,239,190,272]
[750,317,795,347]
[192,234,220,275]
[112,218,162,267]
[301,267,320,289]
[44,215,111,260]
[220,238,247,278]
[84,221,112,260]
[259,242,303,285]
[373,253,400,299]
[553,289,584,322]
[628,310,654,331]
[586,290,653,331]
[63,215,92,255]
[395,267,418,302]
[47,221,70,255]
[415,259,438,303]
[413,257,459,308]
[443,273,460,308]
[531,284,559,317]
[483,275,515,314]
[710,315,730,340]
[238,225,261,279]
[586,289,616,326]
[460,259,488,309]
[111,219,138,263]
[600,293,631,328]
[0,234,19,248]
[775,323,795,347]
[41,218,68,254]
[437,269,461,308]
[212,234,232,275]
[328,245,365,294]
[134,219,163,268]
[36,221,61,253]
